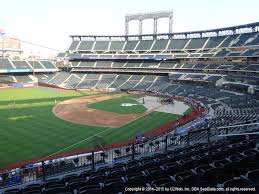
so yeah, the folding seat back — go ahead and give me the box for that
[78,184,100,193]
[167,164,184,176]
[125,172,143,180]
[67,180,85,191]
[44,182,64,190]
[126,176,147,187]
[151,177,176,187]
[79,188,99,194]
[107,169,125,178]
[23,190,41,194]
[79,170,96,178]
[104,180,125,191]
[247,169,259,184]
[63,174,78,183]
[223,178,253,188]
[4,188,21,194]
[44,178,63,188]
[104,177,122,185]
[45,186,66,194]
[88,173,106,183]
[23,183,42,193]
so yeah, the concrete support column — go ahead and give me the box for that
[125,19,129,36]
[153,18,158,34]
[139,19,143,35]
[169,13,173,33]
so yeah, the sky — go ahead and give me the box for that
[0,0,259,58]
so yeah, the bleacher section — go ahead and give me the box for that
[0,59,15,70]
[40,61,57,70]
[185,38,208,50]
[159,61,176,69]
[77,41,94,51]
[93,41,109,51]
[68,41,80,50]
[135,40,153,51]
[63,74,82,89]
[65,27,259,62]
[15,75,33,83]
[151,39,169,51]
[2,22,259,194]
[109,41,125,51]
[119,75,143,89]
[1,76,259,193]
[95,74,117,90]
[231,32,257,47]
[2,133,259,194]
[0,59,58,85]
[11,61,31,69]
[46,72,71,86]
[123,41,138,51]
[204,36,226,48]
[0,75,15,82]
[28,61,45,69]
[76,74,100,89]
[36,72,234,91]
[168,39,189,50]
[95,61,112,68]
[0,59,57,73]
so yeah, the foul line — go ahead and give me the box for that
[36,126,114,162]
[40,94,162,162]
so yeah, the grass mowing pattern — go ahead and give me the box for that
[64,112,181,153]
[0,88,186,167]
[87,95,147,114]
[0,88,102,167]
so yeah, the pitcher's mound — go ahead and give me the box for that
[53,94,149,128]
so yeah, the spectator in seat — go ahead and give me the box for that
[15,174,21,184]
[7,178,13,187]
[0,175,3,186]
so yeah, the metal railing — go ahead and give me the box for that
[0,121,258,189]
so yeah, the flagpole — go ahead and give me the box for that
[1,32,4,58]
[32,52,38,87]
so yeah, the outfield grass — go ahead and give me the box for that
[0,88,187,167]
[87,94,147,114]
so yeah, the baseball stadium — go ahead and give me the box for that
[0,1,259,194]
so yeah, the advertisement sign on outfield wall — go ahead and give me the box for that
[8,69,32,73]
[10,83,37,88]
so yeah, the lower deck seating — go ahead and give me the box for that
[2,135,259,194]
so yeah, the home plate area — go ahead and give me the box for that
[135,96,190,115]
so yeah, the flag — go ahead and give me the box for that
[0,28,5,36]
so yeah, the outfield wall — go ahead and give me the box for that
[0,83,38,89]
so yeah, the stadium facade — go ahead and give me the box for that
[0,17,259,193]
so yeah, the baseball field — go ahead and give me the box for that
[0,87,191,168]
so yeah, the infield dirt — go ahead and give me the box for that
[53,94,159,128]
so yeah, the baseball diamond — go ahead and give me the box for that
[0,3,259,193]
[0,88,187,168]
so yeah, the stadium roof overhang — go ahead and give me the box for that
[70,21,259,40]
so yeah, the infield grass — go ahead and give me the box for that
[87,94,147,114]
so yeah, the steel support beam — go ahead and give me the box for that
[153,18,158,34]
[139,19,143,35]
[125,18,129,36]
[125,10,173,36]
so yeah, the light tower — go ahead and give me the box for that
[125,10,173,36]
[0,29,5,58]
[31,52,38,87]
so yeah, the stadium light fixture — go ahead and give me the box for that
[0,31,5,58]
